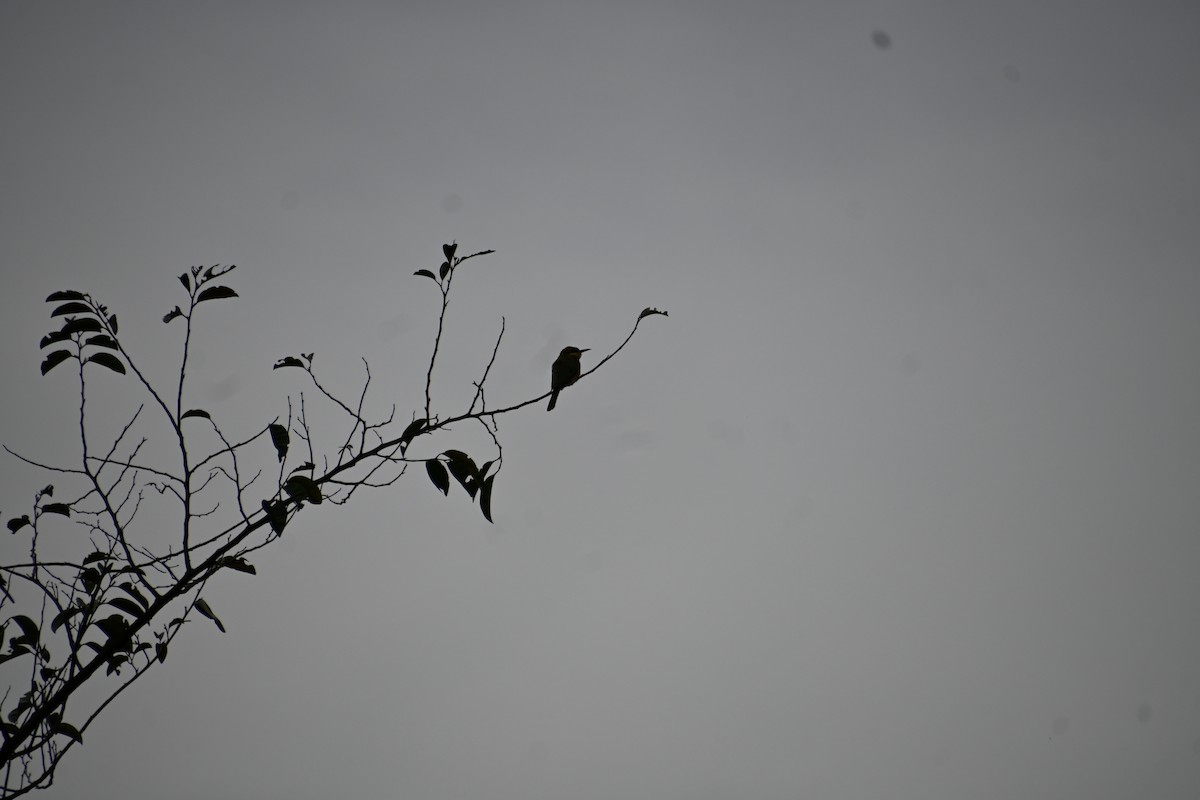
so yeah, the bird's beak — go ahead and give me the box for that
[579,348,590,353]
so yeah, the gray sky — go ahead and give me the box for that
[3,1,1199,798]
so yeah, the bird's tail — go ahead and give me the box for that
[547,390,559,411]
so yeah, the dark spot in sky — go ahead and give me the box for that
[871,30,892,50]
[1137,703,1153,724]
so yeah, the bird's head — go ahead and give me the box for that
[560,346,589,358]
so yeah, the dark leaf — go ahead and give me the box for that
[0,648,31,668]
[480,475,496,523]
[7,515,31,534]
[273,356,305,369]
[414,269,437,281]
[443,242,457,261]
[62,317,102,335]
[51,301,93,317]
[46,290,86,302]
[179,273,191,291]
[85,334,119,350]
[443,450,479,496]
[269,423,289,462]
[477,460,494,480]
[426,460,450,496]
[106,597,144,619]
[95,614,130,646]
[106,654,128,675]
[196,285,238,303]
[40,667,56,682]
[163,306,183,324]
[455,249,495,264]
[180,408,211,421]
[41,502,70,517]
[439,261,451,280]
[194,598,225,632]
[262,499,288,534]
[118,582,149,610]
[217,556,257,575]
[284,475,322,504]
[86,352,127,375]
[40,350,73,375]
[39,330,71,348]
[11,615,39,645]
[108,314,118,333]
[53,721,83,744]
[290,462,315,474]
[638,306,669,320]
[155,642,168,664]
[80,567,102,595]
[82,551,110,565]
[400,417,428,446]
[41,484,53,497]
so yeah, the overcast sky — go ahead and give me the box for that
[2,1,1199,798]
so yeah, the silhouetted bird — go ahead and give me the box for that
[548,346,589,411]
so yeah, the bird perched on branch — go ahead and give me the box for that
[548,346,589,410]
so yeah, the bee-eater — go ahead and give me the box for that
[548,346,589,411]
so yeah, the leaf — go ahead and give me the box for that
[155,642,168,664]
[426,460,450,496]
[40,350,73,375]
[40,484,53,497]
[273,356,305,369]
[106,654,128,675]
[108,314,118,333]
[85,352,126,374]
[262,499,288,534]
[196,285,239,303]
[269,423,289,462]
[51,301,93,317]
[85,334,119,350]
[439,261,451,280]
[95,614,130,647]
[118,582,149,610]
[0,648,31,668]
[400,417,428,447]
[82,551,110,565]
[194,598,226,633]
[41,502,70,517]
[106,597,144,619]
[443,450,479,497]
[179,273,191,291]
[290,462,315,474]
[51,606,83,634]
[284,475,322,505]
[477,460,494,480]
[39,330,71,348]
[80,567,101,595]
[53,721,83,744]
[7,515,30,534]
[413,269,437,281]
[217,556,257,575]
[480,475,496,523]
[46,290,86,302]
[638,306,669,320]
[163,306,183,324]
[180,408,211,421]
[443,242,457,261]
[10,615,40,646]
[62,317,102,335]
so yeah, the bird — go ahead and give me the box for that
[548,346,589,410]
